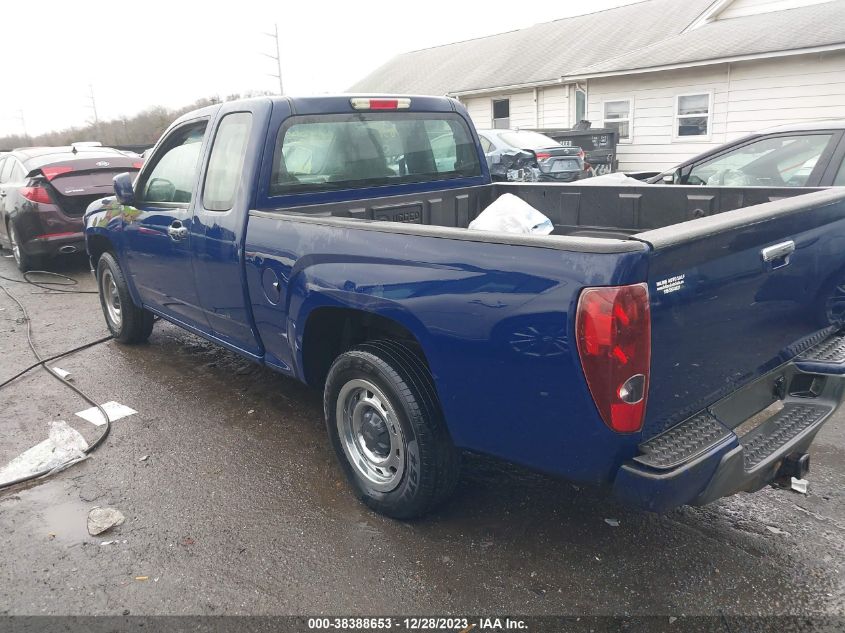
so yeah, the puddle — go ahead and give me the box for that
[6,482,96,544]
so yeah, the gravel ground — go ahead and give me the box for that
[0,253,843,619]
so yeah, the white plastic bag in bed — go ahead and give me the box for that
[468,193,554,235]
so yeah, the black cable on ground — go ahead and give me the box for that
[0,270,98,294]
[0,283,113,490]
[0,334,113,389]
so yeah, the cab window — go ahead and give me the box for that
[683,133,833,186]
[203,112,253,211]
[139,121,208,204]
[270,112,481,195]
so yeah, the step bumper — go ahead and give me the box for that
[612,350,844,513]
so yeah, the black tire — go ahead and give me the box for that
[8,222,43,273]
[96,252,154,344]
[324,340,460,519]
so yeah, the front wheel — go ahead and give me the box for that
[324,340,460,519]
[97,252,154,344]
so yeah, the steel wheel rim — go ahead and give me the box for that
[9,225,20,265]
[336,378,405,492]
[100,269,122,328]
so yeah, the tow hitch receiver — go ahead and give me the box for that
[775,452,810,486]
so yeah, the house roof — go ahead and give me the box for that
[349,0,716,95]
[350,0,845,95]
[567,0,845,78]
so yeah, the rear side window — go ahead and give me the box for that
[270,113,481,195]
[835,157,845,186]
[140,121,208,204]
[0,158,13,184]
[499,130,558,150]
[10,161,25,183]
[203,112,253,211]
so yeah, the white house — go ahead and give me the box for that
[350,0,845,172]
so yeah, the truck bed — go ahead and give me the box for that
[257,181,831,242]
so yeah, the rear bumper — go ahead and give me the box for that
[613,334,845,512]
[22,231,86,257]
[538,171,583,183]
[14,208,84,257]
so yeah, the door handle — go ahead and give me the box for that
[167,221,189,241]
[761,240,795,269]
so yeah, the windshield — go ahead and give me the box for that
[270,112,481,195]
[498,130,560,150]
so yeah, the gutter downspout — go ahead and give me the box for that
[534,87,539,128]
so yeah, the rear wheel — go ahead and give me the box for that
[97,252,154,344]
[324,340,460,519]
[8,222,42,273]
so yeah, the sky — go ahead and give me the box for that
[0,0,641,138]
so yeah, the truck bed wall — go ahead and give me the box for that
[262,182,824,240]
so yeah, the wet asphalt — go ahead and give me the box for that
[0,253,844,618]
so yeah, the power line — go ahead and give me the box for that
[262,23,284,95]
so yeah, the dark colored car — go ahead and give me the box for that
[0,145,142,271]
[646,120,845,186]
[477,129,588,182]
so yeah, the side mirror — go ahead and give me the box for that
[113,172,135,205]
[662,173,675,184]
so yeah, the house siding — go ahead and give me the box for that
[461,50,845,173]
[585,50,845,172]
[459,85,572,131]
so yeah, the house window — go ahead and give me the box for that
[676,93,711,138]
[492,98,510,129]
[603,99,631,140]
[575,88,586,123]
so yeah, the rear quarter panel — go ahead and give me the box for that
[245,214,650,484]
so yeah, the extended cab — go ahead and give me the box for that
[85,96,845,518]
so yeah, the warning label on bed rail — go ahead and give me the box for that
[656,274,685,295]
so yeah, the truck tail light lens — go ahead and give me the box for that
[20,186,53,204]
[576,283,651,433]
[349,97,411,110]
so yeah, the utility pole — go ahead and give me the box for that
[17,110,29,143]
[262,23,284,95]
[87,84,100,135]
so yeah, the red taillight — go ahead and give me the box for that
[132,161,144,169]
[41,166,73,180]
[20,186,53,204]
[535,152,552,160]
[576,283,651,433]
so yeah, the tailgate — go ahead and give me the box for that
[636,188,845,440]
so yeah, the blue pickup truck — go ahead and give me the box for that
[84,95,845,518]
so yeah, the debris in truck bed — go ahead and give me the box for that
[469,193,553,235]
